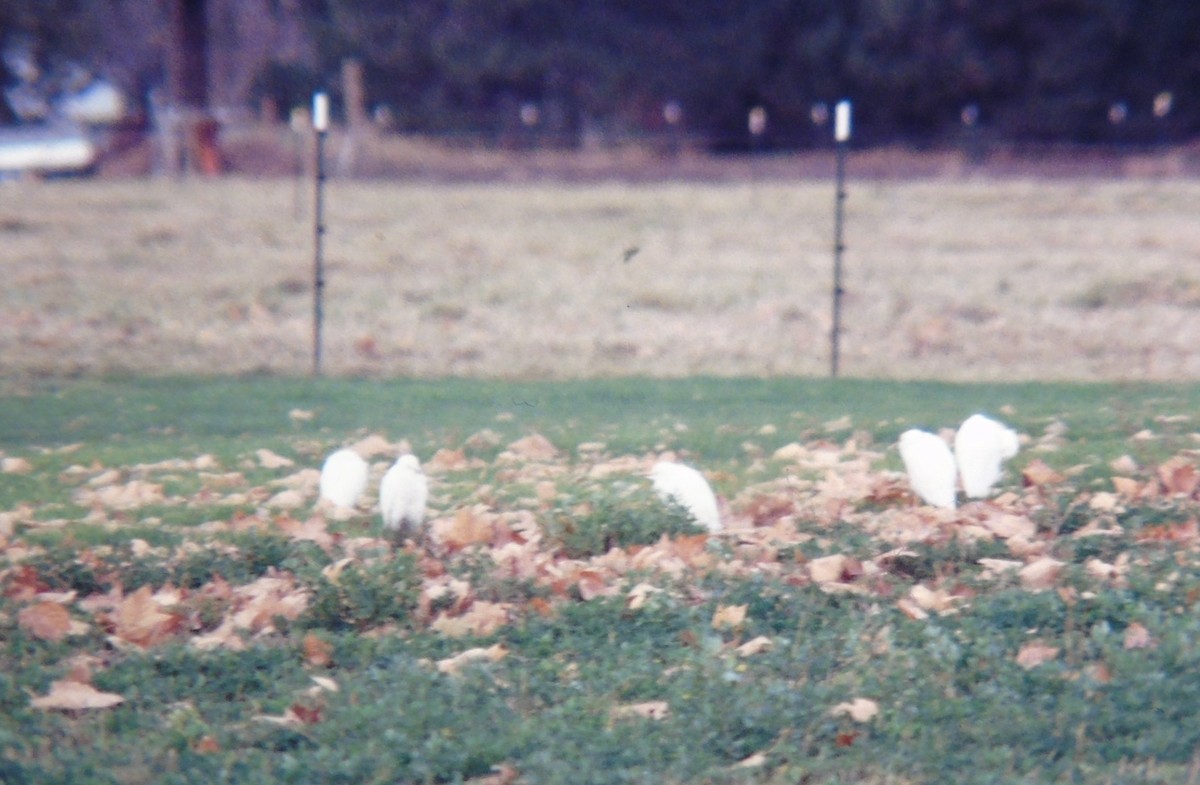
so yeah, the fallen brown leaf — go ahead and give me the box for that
[255,449,294,469]
[109,585,183,648]
[31,680,124,711]
[735,636,774,657]
[711,603,748,630]
[303,633,334,667]
[1022,459,1065,488]
[436,643,508,675]
[1019,557,1065,592]
[611,701,670,721]
[505,433,559,461]
[430,601,511,638]
[1016,640,1060,669]
[1123,622,1156,650]
[18,601,73,642]
[829,697,879,722]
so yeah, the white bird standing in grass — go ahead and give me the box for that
[380,454,428,540]
[898,429,958,509]
[954,413,1020,498]
[650,460,722,532]
[318,448,369,509]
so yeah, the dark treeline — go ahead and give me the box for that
[3,0,1199,148]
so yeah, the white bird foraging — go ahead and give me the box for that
[318,448,369,509]
[954,413,1020,498]
[898,429,958,510]
[650,460,722,532]
[380,454,428,539]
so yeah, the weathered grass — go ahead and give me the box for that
[3,177,1200,381]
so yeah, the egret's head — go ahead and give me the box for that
[397,454,422,471]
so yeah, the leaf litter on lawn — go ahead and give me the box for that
[5,423,1200,780]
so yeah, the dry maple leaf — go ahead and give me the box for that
[274,516,336,551]
[303,633,334,667]
[427,448,472,472]
[109,585,183,648]
[1123,622,1156,650]
[711,603,748,630]
[255,448,295,469]
[466,764,520,785]
[31,680,124,711]
[1157,456,1200,496]
[574,568,619,602]
[350,433,396,458]
[431,506,497,551]
[77,480,166,510]
[896,597,929,621]
[1021,459,1065,488]
[435,643,508,675]
[1016,640,1060,669]
[18,601,74,642]
[1019,557,1065,592]
[611,701,670,721]
[626,582,663,611]
[504,433,559,462]
[808,554,861,584]
[430,601,511,638]
[1,456,33,474]
[829,697,879,722]
[735,636,774,657]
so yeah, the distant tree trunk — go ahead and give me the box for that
[164,0,221,175]
[169,0,209,109]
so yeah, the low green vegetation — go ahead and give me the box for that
[3,376,1200,784]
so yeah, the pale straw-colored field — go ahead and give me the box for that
[3,175,1200,381]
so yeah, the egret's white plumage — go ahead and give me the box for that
[318,448,368,509]
[380,454,428,538]
[954,414,1020,498]
[650,460,721,532]
[898,429,958,509]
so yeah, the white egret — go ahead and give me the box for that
[650,460,722,532]
[380,454,428,539]
[898,429,958,509]
[954,414,1020,498]
[318,448,368,509]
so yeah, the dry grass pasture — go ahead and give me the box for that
[3,174,1200,381]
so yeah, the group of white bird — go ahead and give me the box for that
[318,446,725,539]
[318,448,429,539]
[898,413,1021,510]
[315,413,1018,543]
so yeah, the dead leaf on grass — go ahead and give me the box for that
[1022,459,1065,488]
[108,584,183,648]
[1019,557,1065,592]
[1,456,32,474]
[735,636,774,657]
[504,433,559,461]
[255,448,294,469]
[18,601,86,642]
[303,633,334,667]
[1123,622,1156,650]
[1016,640,1060,669]
[435,643,508,675]
[430,601,511,637]
[711,603,748,631]
[611,701,670,721]
[431,506,496,550]
[1157,456,1199,496]
[829,697,879,722]
[31,680,124,711]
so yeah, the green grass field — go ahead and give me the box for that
[3,377,1200,783]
